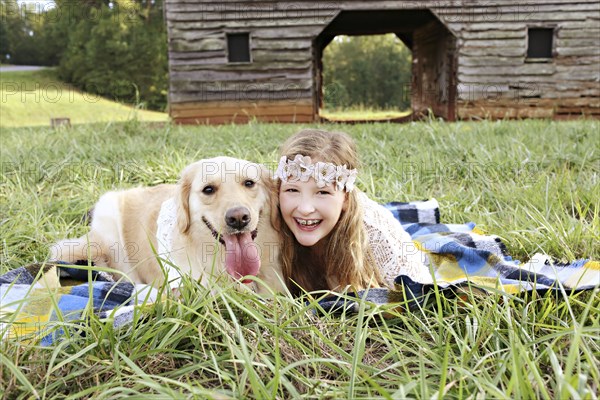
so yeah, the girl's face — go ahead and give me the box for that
[279,177,347,248]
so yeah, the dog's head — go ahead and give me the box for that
[176,157,274,282]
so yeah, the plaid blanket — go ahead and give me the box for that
[0,262,157,345]
[317,200,599,313]
[1,199,598,344]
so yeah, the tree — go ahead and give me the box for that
[0,0,47,64]
[322,34,412,110]
[55,0,168,109]
[1,0,168,110]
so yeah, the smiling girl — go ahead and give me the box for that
[272,129,430,296]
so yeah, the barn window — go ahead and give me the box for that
[527,28,554,59]
[227,33,251,63]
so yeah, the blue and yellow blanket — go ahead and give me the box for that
[1,199,598,345]
[318,200,599,312]
[0,263,157,345]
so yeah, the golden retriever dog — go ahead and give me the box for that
[50,157,284,294]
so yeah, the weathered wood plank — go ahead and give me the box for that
[448,20,599,33]
[168,48,312,63]
[457,96,599,119]
[170,40,226,53]
[540,90,600,99]
[457,105,556,119]
[559,28,600,39]
[252,38,313,50]
[459,47,525,57]
[252,50,313,62]
[170,99,315,124]
[458,64,557,76]
[174,115,315,124]
[558,38,600,47]
[167,16,333,28]
[169,27,322,40]
[457,38,525,48]
[458,71,600,83]
[170,69,312,81]
[171,101,314,118]
[169,50,225,59]
[170,79,313,93]
[460,30,525,40]
[459,55,600,68]
[170,98,313,110]
[169,56,227,65]
[169,60,313,72]
[166,10,338,25]
[166,0,599,6]
[171,107,316,119]
[555,56,600,66]
[169,89,313,103]
[557,46,600,56]
[457,82,599,100]
[458,56,523,67]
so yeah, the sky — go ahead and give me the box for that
[16,0,56,12]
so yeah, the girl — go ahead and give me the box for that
[272,129,430,296]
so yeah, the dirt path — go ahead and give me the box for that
[0,65,47,72]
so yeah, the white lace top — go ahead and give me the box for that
[358,191,433,285]
[155,192,433,288]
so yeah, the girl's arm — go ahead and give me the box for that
[359,192,433,285]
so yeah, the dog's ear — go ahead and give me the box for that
[259,164,282,232]
[258,164,274,195]
[177,165,193,234]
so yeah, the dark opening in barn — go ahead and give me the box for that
[526,28,555,60]
[314,9,457,121]
[321,34,412,122]
[227,33,252,63]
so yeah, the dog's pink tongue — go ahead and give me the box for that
[223,232,260,284]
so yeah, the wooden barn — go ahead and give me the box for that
[164,1,600,124]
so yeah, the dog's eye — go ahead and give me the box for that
[244,180,256,188]
[202,185,216,195]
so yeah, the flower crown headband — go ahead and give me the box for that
[273,154,358,192]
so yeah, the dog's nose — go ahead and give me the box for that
[225,207,251,230]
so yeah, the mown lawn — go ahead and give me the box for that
[0,69,168,128]
[0,119,598,398]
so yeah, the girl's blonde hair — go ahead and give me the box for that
[271,129,384,296]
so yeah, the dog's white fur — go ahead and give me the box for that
[50,157,284,294]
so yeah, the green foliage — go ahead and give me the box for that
[56,0,168,110]
[0,0,48,65]
[0,0,168,110]
[322,34,412,111]
[34,1,76,66]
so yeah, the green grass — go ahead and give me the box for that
[0,69,168,128]
[0,119,599,398]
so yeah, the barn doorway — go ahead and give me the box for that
[314,9,457,122]
[321,34,412,122]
